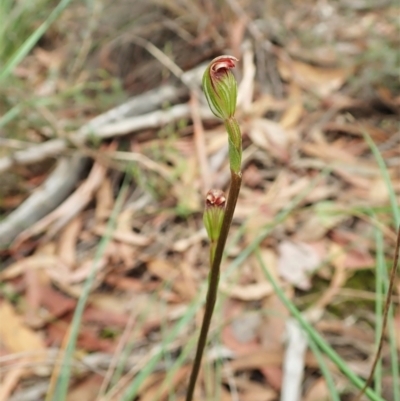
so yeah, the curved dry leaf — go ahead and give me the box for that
[249,119,291,162]
[219,281,274,301]
[93,224,151,246]
[280,83,303,129]
[0,255,70,281]
[278,57,354,97]
[0,301,48,375]
[303,377,330,401]
[57,217,82,268]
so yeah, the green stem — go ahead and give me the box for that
[224,118,242,173]
[185,171,242,401]
[209,241,217,267]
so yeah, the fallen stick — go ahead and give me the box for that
[0,85,186,174]
[0,64,209,248]
[0,155,87,248]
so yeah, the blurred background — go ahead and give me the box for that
[0,0,399,400]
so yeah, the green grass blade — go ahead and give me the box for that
[388,296,400,401]
[380,240,400,401]
[385,300,400,401]
[51,179,130,401]
[255,248,385,401]
[374,225,385,395]
[0,0,73,82]
[308,336,341,401]
[363,131,400,227]
[0,105,21,129]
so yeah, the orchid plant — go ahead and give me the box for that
[185,56,242,401]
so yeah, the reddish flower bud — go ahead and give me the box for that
[203,189,226,242]
[202,56,238,120]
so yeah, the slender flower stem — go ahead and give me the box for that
[186,55,241,401]
[185,171,241,401]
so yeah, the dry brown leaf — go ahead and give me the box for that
[93,224,150,246]
[261,364,282,392]
[233,376,277,400]
[90,293,131,315]
[278,241,321,290]
[322,121,389,141]
[40,285,76,318]
[303,377,330,401]
[222,326,260,355]
[172,229,206,252]
[296,202,348,242]
[0,254,70,282]
[316,320,373,345]
[116,208,135,232]
[67,257,107,284]
[263,173,310,212]
[147,259,192,300]
[104,274,143,291]
[230,349,283,372]
[395,311,400,351]
[280,83,304,129]
[139,366,189,401]
[222,311,262,355]
[0,301,47,375]
[0,358,27,401]
[147,258,179,280]
[329,236,374,270]
[34,47,64,70]
[368,177,390,204]
[95,177,114,221]
[0,358,31,401]
[301,141,358,164]
[344,249,375,270]
[278,56,354,97]
[83,306,129,328]
[313,243,347,311]
[219,281,274,301]
[57,216,82,267]
[24,268,44,328]
[47,322,114,353]
[280,101,303,130]
[66,375,103,401]
[259,292,288,391]
[238,384,276,401]
[286,40,340,66]
[242,163,264,188]
[248,94,287,118]
[261,294,289,352]
[249,118,290,162]
[115,242,138,269]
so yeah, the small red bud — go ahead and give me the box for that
[203,189,226,242]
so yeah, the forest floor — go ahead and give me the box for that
[0,1,399,400]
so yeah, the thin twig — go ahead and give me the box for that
[353,225,400,401]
